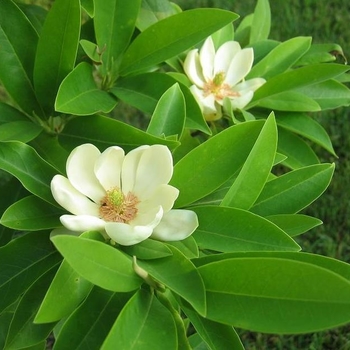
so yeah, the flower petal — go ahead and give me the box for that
[233,77,266,95]
[214,41,241,75]
[66,144,105,203]
[131,145,174,199]
[151,209,199,241]
[183,49,206,88]
[132,205,163,228]
[94,146,125,191]
[230,91,254,110]
[199,36,215,81]
[105,222,153,246]
[225,47,254,86]
[189,85,217,115]
[60,214,106,232]
[51,175,100,216]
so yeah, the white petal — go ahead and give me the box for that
[230,91,254,110]
[60,214,106,232]
[121,145,149,194]
[51,175,100,216]
[225,48,254,86]
[189,85,217,115]
[105,222,153,246]
[183,49,206,88]
[50,227,80,238]
[199,37,215,81]
[233,78,266,95]
[214,41,241,75]
[204,102,222,121]
[66,144,105,203]
[132,145,173,199]
[132,205,163,228]
[94,146,125,191]
[137,184,179,213]
[151,209,199,241]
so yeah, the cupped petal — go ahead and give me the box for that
[199,36,215,81]
[137,184,179,213]
[151,209,199,241]
[51,175,100,216]
[94,146,125,191]
[225,48,254,87]
[214,41,241,75]
[66,144,105,203]
[183,49,206,88]
[132,205,163,228]
[60,214,106,232]
[204,102,222,121]
[189,85,217,115]
[230,90,254,110]
[105,222,153,246]
[233,77,266,95]
[132,145,174,199]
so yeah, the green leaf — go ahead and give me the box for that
[121,239,173,260]
[0,0,43,117]
[0,141,59,205]
[276,112,335,155]
[35,260,92,323]
[111,72,210,134]
[198,255,350,333]
[170,121,264,207]
[33,0,81,114]
[102,289,177,350]
[0,102,30,123]
[0,303,18,350]
[138,246,206,316]
[17,3,47,35]
[266,214,322,237]
[249,0,270,44]
[55,62,117,115]
[58,114,179,153]
[0,121,42,143]
[147,83,185,138]
[166,235,199,259]
[81,0,94,17]
[251,163,334,216]
[296,43,345,66]
[221,113,277,209]
[53,287,133,350]
[51,235,143,292]
[120,8,239,75]
[248,37,312,79]
[0,195,63,231]
[192,206,300,252]
[0,231,61,314]
[4,267,57,350]
[95,0,141,77]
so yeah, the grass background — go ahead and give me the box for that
[173,1,350,349]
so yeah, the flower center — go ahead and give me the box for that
[203,72,240,101]
[99,187,139,223]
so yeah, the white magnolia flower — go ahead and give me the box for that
[184,36,266,121]
[51,144,198,246]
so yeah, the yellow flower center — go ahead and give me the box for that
[99,187,139,223]
[203,72,240,101]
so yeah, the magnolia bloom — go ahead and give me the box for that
[184,36,266,121]
[51,144,198,246]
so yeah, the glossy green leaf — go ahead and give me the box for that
[266,214,322,237]
[166,236,199,259]
[221,113,277,209]
[95,0,141,77]
[80,39,102,63]
[4,267,57,350]
[138,246,206,316]
[0,0,43,117]
[276,112,335,155]
[58,114,179,153]
[33,0,81,114]
[192,206,300,252]
[1,195,63,231]
[249,0,270,44]
[198,256,350,333]
[120,9,239,75]
[81,0,94,17]
[0,141,58,204]
[121,238,173,260]
[170,121,264,207]
[0,102,29,123]
[111,73,210,134]
[296,43,345,66]
[211,23,234,48]
[0,303,17,350]
[251,163,334,216]
[53,287,133,350]
[147,83,185,138]
[17,3,47,35]
[278,127,319,169]
[0,231,61,314]
[248,37,311,79]
[55,62,117,115]
[51,235,143,292]
[102,289,177,350]
[35,260,92,323]
[0,121,42,143]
